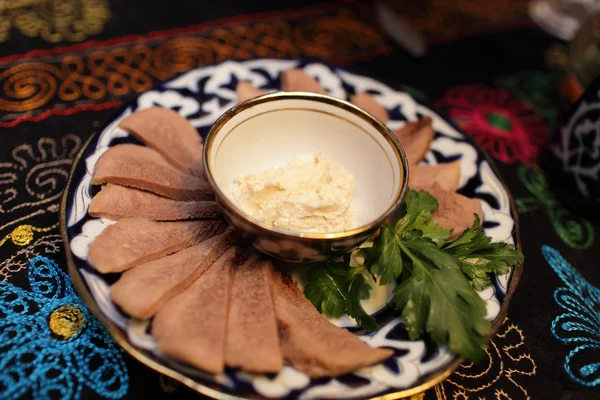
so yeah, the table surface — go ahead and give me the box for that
[1,1,599,399]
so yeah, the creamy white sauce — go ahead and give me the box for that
[230,154,358,233]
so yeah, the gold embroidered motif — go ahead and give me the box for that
[0,0,47,10]
[0,233,62,281]
[0,210,47,235]
[0,9,389,114]
[293,10,382,59]
[0,222,58,247]
[6,225,34,246]
[432,318,537,399]
[0,63,61,112]
[0,0,110,43]
[0,0,46,42]
[0,135,81,281]
[0,134,82,215]
[48,304,86,339]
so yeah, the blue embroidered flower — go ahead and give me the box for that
[542,245,600,387]
[0,256,129,399]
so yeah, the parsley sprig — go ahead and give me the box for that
[304,254,378,331]
[304,189,523,362]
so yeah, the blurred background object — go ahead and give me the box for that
[375,0,532,51]
[529,0,600,40]
[543,71,600,221]
[375,0,427,57]
[561,10,600,108]
[541,10,600,221]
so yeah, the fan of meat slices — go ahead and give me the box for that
[86,69,482,378]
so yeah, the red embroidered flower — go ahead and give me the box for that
[437,85,550,165]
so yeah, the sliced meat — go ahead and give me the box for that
[111,230,234,319]
[89,184,221,221]
[237,81,267,103]
[119,107,205,176]
[152,247,239,375]
[92,144,212,201]
[409,161,461,192]
[225,258,283,373]
[88,218,226,273]
[393,116,433,140]
[272,272,393,378]
[350,93,388,124]
[280,69,326,94]
[420,182,484,237]
[393,117,435,165]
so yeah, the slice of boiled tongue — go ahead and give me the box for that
[236,82,267,103]
[424,182,484,238]
[225,258,284,373]
[111,229,234,320]
[280,69,327,94]
[119,107,205,177]
[409,161,461,192]
[92,144,213,201]
[350,93,389,124]
[88,218,226,273]
[272,271,394,378]
[393,117,435,165]
[151,246,240,375]
[89,184,221,221]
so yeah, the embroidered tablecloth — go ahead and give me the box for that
[0,0,598,399]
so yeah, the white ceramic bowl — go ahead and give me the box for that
[203,92,409,262]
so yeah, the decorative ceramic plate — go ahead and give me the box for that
[60,59,521,399]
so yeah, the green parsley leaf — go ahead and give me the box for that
[347,273,378,331]
[304,263,349,318]
[406,188,439,214]
[394,257,490,361]
[395,189,452,245]
[413,219,452,246]
[394,190,435,232]
[460,258,493,290]
[443,215,524,289]
[394,265,429,340]
[401,231,461,270]
[425,266,490,360]
[364,224,402,285]
[304,261,378,331]
[442,215,488,254]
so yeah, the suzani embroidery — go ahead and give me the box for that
[0,256,129,399]
[542,245,600,387]
[0,223,58,249]
[517,165,594,250]
[437,85,550,165]
[495,71,560,131]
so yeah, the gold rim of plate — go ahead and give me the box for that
[203,91,410,240]
[60,108,523,400]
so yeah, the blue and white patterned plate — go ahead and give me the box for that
[60,59,521,399]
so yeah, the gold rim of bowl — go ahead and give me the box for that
[203,91,410,240]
